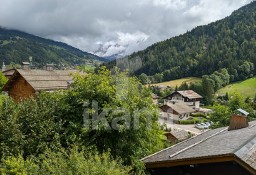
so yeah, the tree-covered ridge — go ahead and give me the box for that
[0,27,106,66]
[108,1,256,82]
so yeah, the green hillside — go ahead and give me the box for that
[0,28,106,67]
[218,77,256,98]
[106,1,256,82]
[149,77,201,87]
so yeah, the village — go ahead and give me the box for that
[1,0,256,174]
[0,58,255,175]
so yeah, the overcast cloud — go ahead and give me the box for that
[0,0,252,57]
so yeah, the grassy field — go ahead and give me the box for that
[217,77,256,98]
[149,77,202,87]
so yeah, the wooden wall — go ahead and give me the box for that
[8,76,36,101]
[148,161,253,175]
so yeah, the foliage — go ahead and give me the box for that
[0,72,7,90]
[0,27,105,66]
[218,77,256,98]
[0,147,131,175]
[150,77,201,87]
[0,94,63,159]
[106,1,256,81]
[0,67,167,173]
[210,93,256,128]
[138,73,150,84]
[57,67,165,168]
[190,113,207,118]
[179,117,208,125]
[210,104,232,128]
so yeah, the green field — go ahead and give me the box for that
[218,77,256,98]
[149,77,202,87]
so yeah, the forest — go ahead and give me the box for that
[0,27,105,66]
[106,1,256,83]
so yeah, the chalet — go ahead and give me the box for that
[165,129,192,144]
[160,103,195,120]
[142,115,256,175]
[2,68,77,101]
[164,90,202,109]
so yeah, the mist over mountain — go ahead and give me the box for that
[0,27,106,67]
[106,1,256,81]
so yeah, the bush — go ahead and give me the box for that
[0,147,132,175]
[179,117,208,125]
[0,94,63,159]
[190,113,207,118]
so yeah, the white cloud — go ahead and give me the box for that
[94,31,149,57]
[0,0,252,57]
[152,0,187,9]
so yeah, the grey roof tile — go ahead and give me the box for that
[142,120,256,170]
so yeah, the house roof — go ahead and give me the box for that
[169,129,191,141]
[142,120,256,173]
[3,69,77,91]
[160,103,195,114]
[164,90,202,99]
[237,108,249,116]
[2,68,16,77]
[22,62,30,65]
[177,90,202,99]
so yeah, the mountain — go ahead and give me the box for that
[106,1,256,82]
[0,27,107,67]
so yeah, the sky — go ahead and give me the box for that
[0,0,252,58]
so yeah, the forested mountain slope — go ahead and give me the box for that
[0,28,106,66]
[107,1,256,82]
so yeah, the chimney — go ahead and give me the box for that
[228,115,249,131]
[46,63,54,71]
[22,62,30,70]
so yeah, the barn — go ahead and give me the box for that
[3,68,77,101]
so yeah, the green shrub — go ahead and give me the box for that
[0,147,132,175]
[190,113,207,118]
[179,117,208,125]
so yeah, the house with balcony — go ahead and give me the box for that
[163,90,202,109]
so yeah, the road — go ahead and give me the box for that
[159,118,208,135]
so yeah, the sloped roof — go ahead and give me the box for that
[2,68,15,77]
[177,90,202,99]
[170,130,191,141]
[237,108,250,116]
[3,69,77,91]
[160,103,195,114]
[163,90,202,100]
[142,120,256,173]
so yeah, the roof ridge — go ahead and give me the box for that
[169,128,227,158]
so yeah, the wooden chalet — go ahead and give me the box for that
[164,90,202,109]
[165,129,192,144]
[160,103,195,120]
[142,116,256,175]
[3,68,77,101]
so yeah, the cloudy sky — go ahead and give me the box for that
[0,0,251,57]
